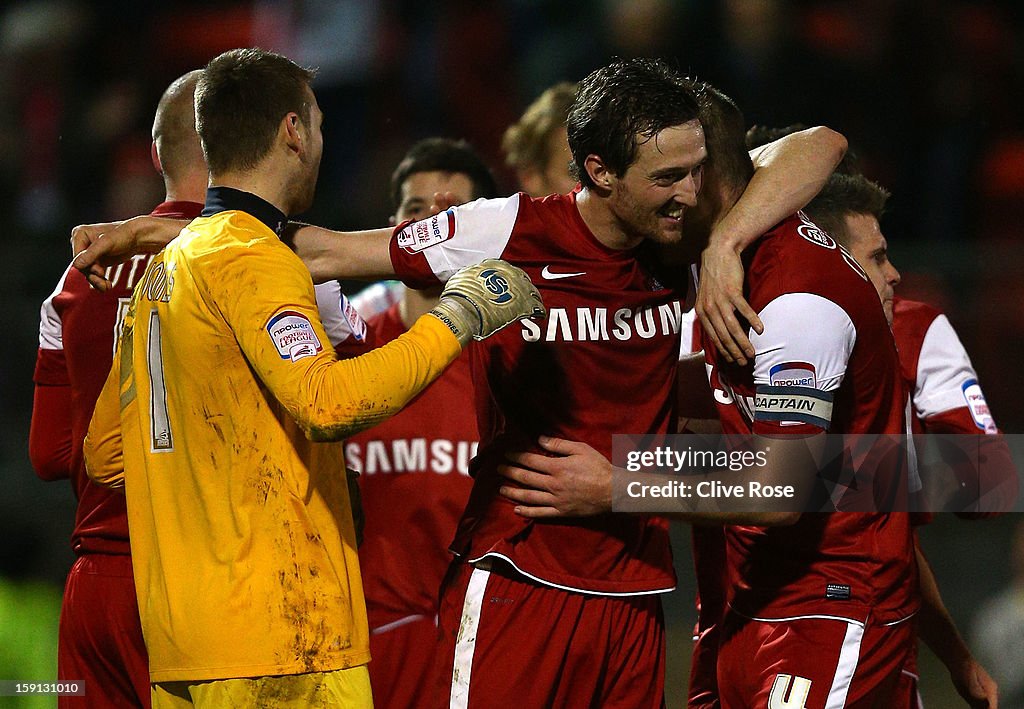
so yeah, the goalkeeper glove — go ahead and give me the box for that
[429,259,546,345]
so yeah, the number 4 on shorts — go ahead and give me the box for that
[769,673,811,709]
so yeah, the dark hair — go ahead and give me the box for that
[389,137,498,211]
[567,58,699,188]
[502,82,577,171]
[685,78,754,189]
[745,123,860,174]
[196,48,316,176]
[803,172,890,247]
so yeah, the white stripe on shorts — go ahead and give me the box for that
[450,564,491,709]
[824,621,865,709]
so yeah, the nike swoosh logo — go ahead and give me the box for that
[541,266,587,280]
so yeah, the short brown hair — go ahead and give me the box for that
[803,173,890,247]
[196,48,316,176]
[685,78,754,190]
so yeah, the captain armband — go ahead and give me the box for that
[754,385,834,430]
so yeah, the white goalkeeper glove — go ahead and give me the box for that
[429,259,546,345]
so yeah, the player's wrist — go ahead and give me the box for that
[428,297,476,346]
[705,226,745,256]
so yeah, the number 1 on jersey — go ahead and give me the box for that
[147,310,174,452]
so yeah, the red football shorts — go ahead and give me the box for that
[58,553,149,708]
[432,557,666,709]
[367,613,439,709]
[716,609,915,708]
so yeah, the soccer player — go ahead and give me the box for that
[801,172,1004,708]
[336,138,498,709]
[501,80,918,706]
[501,81,579,197]
[802,172,1014,494]
[82,48,542,708]
[71,57,846,707]
[29,70,207,708]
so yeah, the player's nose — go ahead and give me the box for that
[886,261,901,286]
[676,175,699,206]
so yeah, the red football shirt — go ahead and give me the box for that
[389,191,681,594]
[893,296,997,435]
[892,296,1015,521]
[704,212,917,624]
[30,201,203,555]
[342,303,477,629]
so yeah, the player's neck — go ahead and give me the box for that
[163,171,209,206]
[210,170,293,217]
[575,188,642,250]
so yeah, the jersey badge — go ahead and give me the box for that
[962,378,997,433]
[397,208,456,253]
[796,213,837,249]
[266,310,323,362]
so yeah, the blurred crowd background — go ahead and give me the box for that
[1,0,1022,706]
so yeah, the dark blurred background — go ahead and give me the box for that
[1,1,1022,706]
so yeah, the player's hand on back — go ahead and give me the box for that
[695,239,763,366]
[499,437,614,518]
[428,258,546,345]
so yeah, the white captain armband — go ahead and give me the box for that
[754,385,834,430]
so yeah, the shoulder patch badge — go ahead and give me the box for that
[397,208,457,254]
[962,378,997,433]
[266,310,323,361]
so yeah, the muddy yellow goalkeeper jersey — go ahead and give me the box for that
[85,188,460,682]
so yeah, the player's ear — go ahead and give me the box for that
[282,112,302,153]
[584,154,613,194]
[151,142,163,175]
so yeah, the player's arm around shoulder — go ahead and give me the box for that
[202,237,542,442]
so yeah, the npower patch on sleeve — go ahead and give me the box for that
[266,310,323,362]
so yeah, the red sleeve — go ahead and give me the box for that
[921,409,1018,518]
[29,381,73,481]
[921,407,994,435]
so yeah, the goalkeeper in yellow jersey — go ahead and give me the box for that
[83,48,543,709]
